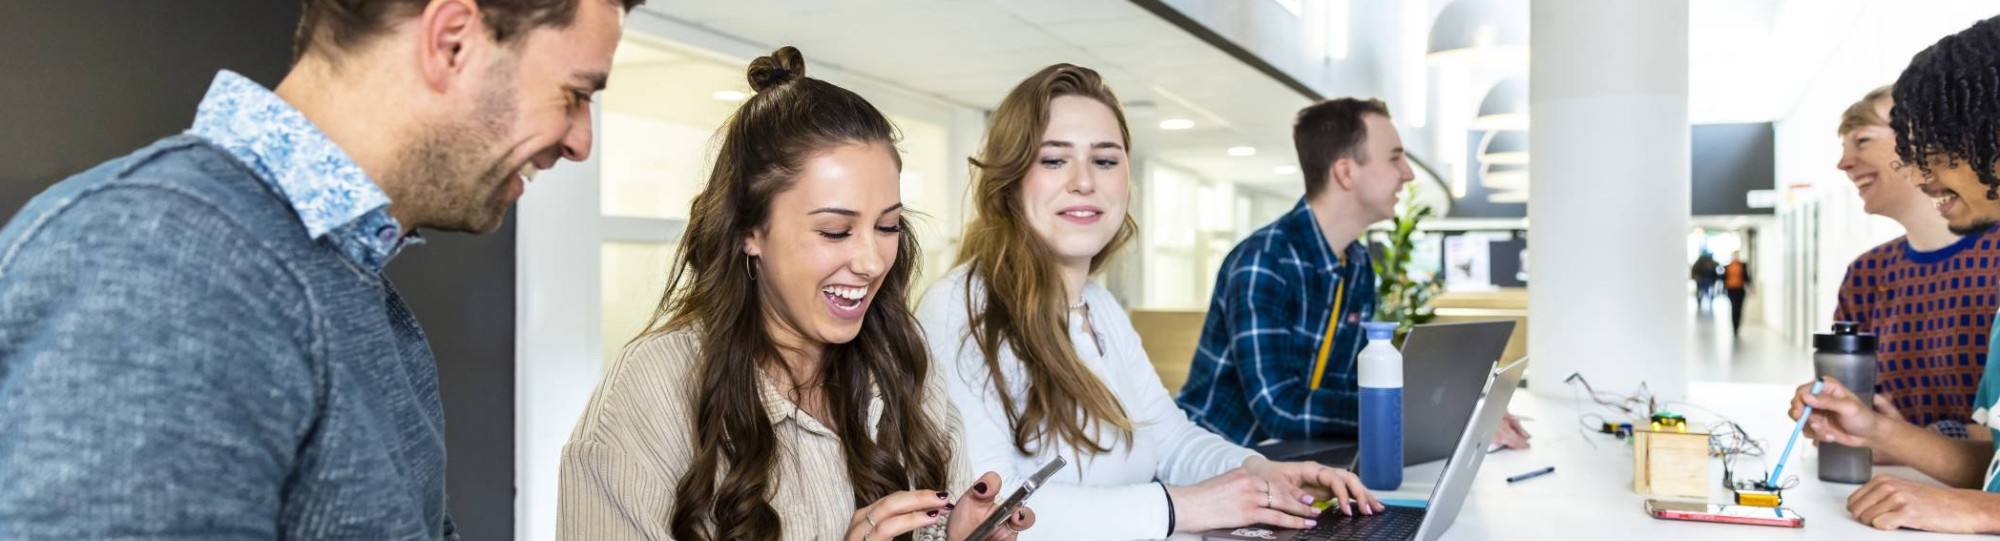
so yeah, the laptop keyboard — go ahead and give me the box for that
[1292,505,1425,541]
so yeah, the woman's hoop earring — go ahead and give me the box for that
[746,254,760,280]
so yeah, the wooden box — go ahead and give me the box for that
[1633,430,1710,500]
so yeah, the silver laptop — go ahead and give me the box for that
[1254,320,1515,468]
[1205,356,1529,541]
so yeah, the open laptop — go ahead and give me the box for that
[1205,356,1529,541]
[1254,320,1515,468]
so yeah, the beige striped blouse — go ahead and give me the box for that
[557,327,971,540]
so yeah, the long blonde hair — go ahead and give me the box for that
[957,64,1138,456]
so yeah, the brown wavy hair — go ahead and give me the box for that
[646,46,950,541]
[956,64,1138,456]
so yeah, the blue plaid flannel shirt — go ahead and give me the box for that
[1176,199,1376,446]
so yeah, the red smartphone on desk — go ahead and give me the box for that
[1646,500,1804,528]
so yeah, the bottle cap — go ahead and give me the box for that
[1361,322,1398,341]
[1814,321,1877,353]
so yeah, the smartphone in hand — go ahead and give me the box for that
[964,456,1067,540]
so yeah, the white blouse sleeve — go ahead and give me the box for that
[918,271,1175,540]
[1100,305,1261,486]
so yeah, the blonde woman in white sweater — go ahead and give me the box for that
[917,64,1382,541]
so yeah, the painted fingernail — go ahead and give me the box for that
[937,491,949,500]
[945,503,956,511]
[974,482,989,494]
[1302,495,1315,505]
[1306,520,1318,528]
[927,509,939,518]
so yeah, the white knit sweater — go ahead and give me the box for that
[918,267,1260,541]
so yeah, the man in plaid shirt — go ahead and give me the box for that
[1176,98,1531,450]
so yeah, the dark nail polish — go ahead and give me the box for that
[974,482,989,494]
[937,491,949,500]
[927,509,939,518]
[945,503,956,510]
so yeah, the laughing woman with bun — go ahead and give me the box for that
[557,47,1032,541]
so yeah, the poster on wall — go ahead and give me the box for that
[1444,234,1494,291]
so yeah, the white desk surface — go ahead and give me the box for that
[1173,381,1972,540]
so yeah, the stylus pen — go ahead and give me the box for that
[1769,379,1824,484]
[1505,466,1555,483]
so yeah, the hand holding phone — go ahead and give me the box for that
[1646,500,1804,528]
[962,456,1066,541]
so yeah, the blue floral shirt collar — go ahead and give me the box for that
[185,71,420,273]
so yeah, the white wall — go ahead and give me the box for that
[1753,218,1785,331]
[1527,0,1691,399]
[515,113,604,541]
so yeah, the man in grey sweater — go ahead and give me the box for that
[0,0,643,538]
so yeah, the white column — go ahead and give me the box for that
[515,108,605,541]
[1528,0,1690,399]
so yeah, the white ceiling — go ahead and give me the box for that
[606,37,745,128]
[625,0,2000,200]
[1686,0,1999,124]
[633,0,1317,194]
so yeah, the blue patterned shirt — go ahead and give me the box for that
[1972,319,2000,492]
[1177,200,1377,446]
[186,71,418,273]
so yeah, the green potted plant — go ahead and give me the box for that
[1372,185,1445,345]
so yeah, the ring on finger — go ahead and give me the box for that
[865,513,879,529]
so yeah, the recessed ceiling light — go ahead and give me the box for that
[1275,165,1300,175]
[1228,146,1257,157]
[1159,118,1195,130]
[712,90,749,102]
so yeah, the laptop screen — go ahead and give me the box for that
[1413,357,1529,541]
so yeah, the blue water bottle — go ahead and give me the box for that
[1357,322,1404,491]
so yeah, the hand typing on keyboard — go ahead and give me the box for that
[1292,506,1424,541]
[1165,457,1386,534]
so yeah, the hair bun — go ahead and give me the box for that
[747,46,807,92]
